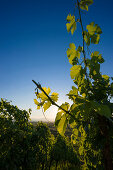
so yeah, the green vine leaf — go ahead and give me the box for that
[59,102,70,111]
[84,31,90,45]
[66,14,76,35]
[55,102,70,135]
[84,22,102,45]
[55,111,62,126]
[87,22,97,35]
[34,99,44,109]
[80,0,93,11]
[57,114,68,136]
[67,86,78,100]
[91,34,100,44]
[91,51,104,63]
[34,99,39,105]
[67,43,80,65]
[70,65,81,79]
[37,87,51,101]
[51,92,59,102]
[91,101,111,118]
[102,75,109,82]
[34,86,59,112]
[43,101,51,112]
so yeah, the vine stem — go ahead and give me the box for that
[77,0,89,82]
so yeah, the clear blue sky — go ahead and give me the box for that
[0,0,113,121]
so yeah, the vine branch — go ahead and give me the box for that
[32,80,75,118]
[77,0,89,82]
[32,80,90,124]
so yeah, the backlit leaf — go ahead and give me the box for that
[67,43,80,65]
[71,22,77,35]
[96,25,102,34]
[79,145,84,155]
[80,4,88,11]
[71,134,76,144]
[70,65,81,79]
[66,14,76,35]
[69,43,76,49]
[73,128,78,136]
[55,111,62,126]
[80,0,93,11]
[42,87,51,95]
[68,86,78,96]
[91,51,104,63]
[84,31,90,45]
[51,92,59,102]
[86,22,102,44]
[59,102,70,111]
[77,46,83,52]
[37,105,40,109]
[66,14,74,21]
[57,114,68,135]
[34,99,39,105]
[91,34,100,44]
[86,0,93,6]
[102,75,109,81]
[39,87,51,101]
[43,101,51,112]
[87,22,96,35]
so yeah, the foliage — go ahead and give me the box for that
[50,135,80,169]
[0,99,33,169]
[34,0,113,169]
[0,99,80,169]
[30,122,54,169]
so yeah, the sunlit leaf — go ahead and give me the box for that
[59,102,70,111]
[34,99,41,109]
[43,101,51,112]
[37,105,40,109]
[68,86,78,96]
[80,0,93,11]
[79,145,84,155]
[69,43,76,49]
[39,87,51,101]
[51,92,59,102]
[34,99,39,105]
[66,14,76,35]
[96,25,102,34]
[67,43,81,65]
[70,65,81,79]
[102,75,109,81]
[71,134,76,144]
[73,128,78,136]
[91,51,104,63]
[91,34,100,44]
[55,111,62,126]
[57,114,68,135]
[71,22,77,34]
[85,22,102,45]
[66,14,74,22]
[80,4,88,11]
[84,31,90,45]
[77,46,83,52]
[42,87,51,95]
[87,22,96,35]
